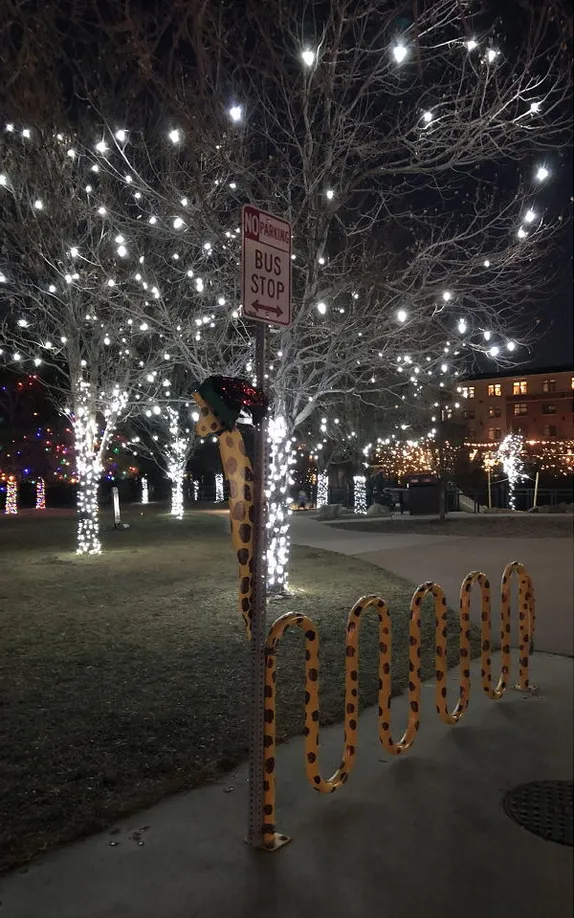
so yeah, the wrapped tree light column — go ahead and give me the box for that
[35,477,46,510]
[75,381,102,555]
[316,471,328,508]
[5,477,18,515]
[141,476,149,504]
[166,407,189,520]
[215,472,225,503]
[353,474,367,515]
[193,480,199,501]
[496,433,527,510]
[266,415,295,594]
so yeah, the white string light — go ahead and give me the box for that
[215,472,224,503]
[316,471,328,508]
[266,416,295,594]
[496,434,528,510]
[141,475,149,505]
[353,475,367,514]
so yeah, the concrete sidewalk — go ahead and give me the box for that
[3,653,572,918]
[290,515,574,656]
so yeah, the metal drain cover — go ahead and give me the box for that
[503,781,573,846]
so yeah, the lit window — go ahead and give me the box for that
[542,404,556,415]
[488,384,502,396]
[542,378,556,393]
[488,427,502,441]
[571,376,574,390]
[461,386,475,399]
[512,380,527,395]
[488,406,501,418]
[513,403,528,416]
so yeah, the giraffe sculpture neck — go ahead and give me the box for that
[192,392,255,641]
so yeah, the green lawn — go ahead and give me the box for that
[0,507,480,872]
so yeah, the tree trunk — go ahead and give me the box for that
[266,415,294,595]
[75,446,102,555]
[170,470,185,520]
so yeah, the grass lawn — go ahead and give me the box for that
[0,506,480,873]
[328,514,573,537]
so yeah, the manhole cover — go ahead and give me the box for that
[503,781,573,846]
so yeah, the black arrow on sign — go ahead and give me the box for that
[250,299,283,317]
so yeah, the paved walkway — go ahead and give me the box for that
[3,654,572,918]
[290,515,574,656]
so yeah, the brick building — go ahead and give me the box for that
[450,367,574,442]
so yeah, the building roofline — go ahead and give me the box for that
[460,365,573,383]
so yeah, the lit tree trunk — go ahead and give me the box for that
[73,379,103,555]
[169,467,185,519]
[166,407,192,521]
[266,415,295,595]
[74,426,102,555]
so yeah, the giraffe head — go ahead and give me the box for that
[192,392,225,438]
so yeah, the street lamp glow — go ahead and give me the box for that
[168,129,181,144]
[442,290,452,301]
[484,259,490,267]
[117,245,127,257]
[228,105,242,123]
[326,188,335,200]
[529,101,541,113]
[422,110,433,123]
[317,301,327,315]
[466,39,478,51]
[301,48,315,67]
[33,199,43,210]
[517,226,527,239]
[486,48,499,63]
[95,140,108,153]
[115,129,127,142]
[483,330,491,341]
[397,309,407,322]
[524,209,536,223]
[506,341,516,351]
[535,165,549,182]
[392,43,408,63]
[173,217,185,229]
[489,345,500,357]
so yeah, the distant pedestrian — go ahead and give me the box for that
[298,489,307,510]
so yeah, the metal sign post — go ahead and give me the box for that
[246,321,268,848]
[241,204,291,848]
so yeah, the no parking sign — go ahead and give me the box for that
[241,205,292,327]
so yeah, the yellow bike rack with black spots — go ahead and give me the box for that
[260,561,535,850]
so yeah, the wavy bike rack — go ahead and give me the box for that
[260,561,535,850]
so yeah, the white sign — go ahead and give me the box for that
[241,205,292,327]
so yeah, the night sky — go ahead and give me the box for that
[525,147,572,369]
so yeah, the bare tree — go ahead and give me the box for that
[124,369,200,518]
[84,0,569,589]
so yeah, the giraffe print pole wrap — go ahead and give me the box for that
[192,392,256,641]
[261,565,535,850]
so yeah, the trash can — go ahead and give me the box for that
[405,472,441,515]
